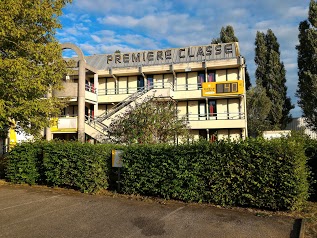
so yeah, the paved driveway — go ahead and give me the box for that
[0,184,300,238]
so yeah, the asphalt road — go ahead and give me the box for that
[0,184,300,238]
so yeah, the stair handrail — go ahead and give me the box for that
[85,115,108,133]
[96,87,149,122]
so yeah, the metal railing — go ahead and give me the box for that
[85,115,107,133]
[178,112,245,121]
[173,83,203,91]
[96,86,153,122]
[98,83,173,96]
[85,84,97,94]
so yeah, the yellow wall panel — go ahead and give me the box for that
[128,76,137,93]
[187,72,197,90]
[188,101,198,120]
[154,74,163,88]
[216,69,227,82]
[177,101,187,118]
[106,78,115,94]
[227,68,239,81]
[176,73,186,90]
[98,104,106,116]
[228,99,240,119]
[164,74,174,88]
[99,78,105,90]
[216,99,227,119]
[118,77,127,94]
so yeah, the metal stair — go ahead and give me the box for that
[85,87,151,142]
[96,87,149,123]
[85,85,172,142]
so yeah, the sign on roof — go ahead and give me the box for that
[89,42,240,69]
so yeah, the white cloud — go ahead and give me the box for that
[72,0,172,16]
[79,43,99,55]
[119,34,159,49]
[285,6,309,18]
[91,35,102,43]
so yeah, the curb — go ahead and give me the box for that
[298,218,306,238]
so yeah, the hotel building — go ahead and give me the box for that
[46,42,247,143]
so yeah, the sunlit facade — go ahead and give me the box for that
[46,42,247,143]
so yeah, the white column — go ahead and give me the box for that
[94,74,99,117]
[77,59,85,143]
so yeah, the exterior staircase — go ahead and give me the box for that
[84,86,172,142]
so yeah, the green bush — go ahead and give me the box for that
[5,140,119,193]
[4,136,310,211]
[304,137,317,200]
[121,137,309,210]
[5,141,47,185]
[42,141,114,193]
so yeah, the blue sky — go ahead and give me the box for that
[57,0,311,117]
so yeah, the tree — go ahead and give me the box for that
[296,0,317,131]
[246,85,272,137]
[0,0,72,137]
[211,25,251,90]
[211,26,239,43]
[106,97,191,144]
[254,29,294,129]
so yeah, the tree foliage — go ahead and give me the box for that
[255,29,294,130]
[0,0,72,136]
[297,0,317,131]
[211,26,239,43]
[211,25,251,90]
[106,97,191,144]
[246,85,272,137]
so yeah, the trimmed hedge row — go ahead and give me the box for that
[121,137,309,211]
[305,138,317,201]
[5,141,121,193]
[4,136,311,210]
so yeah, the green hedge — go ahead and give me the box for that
[5,141,119,193]
[304,137,317,201]
[5,141,46,185]
[4,136,310,210]
[121,137,309,211]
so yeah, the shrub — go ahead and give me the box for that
[4,136,310,210]
[5,140,119,193]
[5,141,47,185]
[121,137,309,210]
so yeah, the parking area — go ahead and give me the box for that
[0,184,301,238]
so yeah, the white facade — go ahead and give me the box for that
[48,42,248,143]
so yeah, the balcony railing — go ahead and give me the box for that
[50,116,78,132]
[98,82,233,95]
[178,112,245,121]
[98,83,173,96]
[85,83,96,94]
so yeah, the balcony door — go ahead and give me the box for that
[137,75,144,91]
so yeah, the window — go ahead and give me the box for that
[209,129,217,142]
[197,71,205,89]
[137,75,144,91]
[208,100,217,117]
[207,70,215,82]
[199,101,206,120]
[147,75,154,89]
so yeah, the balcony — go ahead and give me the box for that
[179,112,246,129]
[85,83,97,102]
[98,84,173,103]
[50,116,77,133]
